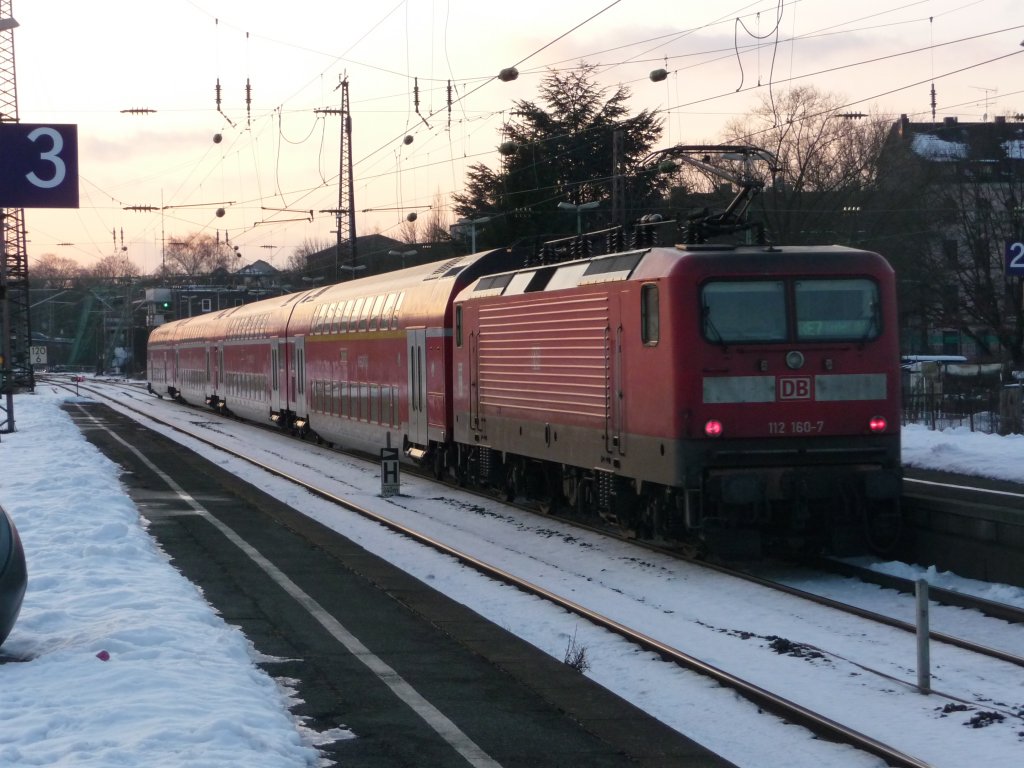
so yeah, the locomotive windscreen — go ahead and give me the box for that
[794,278,879,341]
[702,277,880,344]
[701,280,787,343]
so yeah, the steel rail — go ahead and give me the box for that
[55,377,938,768]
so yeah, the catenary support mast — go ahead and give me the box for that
[0,0,32,434]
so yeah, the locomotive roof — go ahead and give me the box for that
[456,243,891,301]
[151,247,522,339]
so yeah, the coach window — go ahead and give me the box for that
[370,384,380,422]
[640,284,659,345]
[357,296,374,331]
[379,293,396,330]
[348,297,365,332]
[368,294,386,331]
[337,300,353,333]
[333,301,348,333]
[390,292,405,330]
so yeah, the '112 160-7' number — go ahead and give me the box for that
[768,420,824,435]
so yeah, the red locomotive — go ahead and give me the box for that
[450,243,901,555]
[148,147,902,556]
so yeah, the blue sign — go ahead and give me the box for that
[1006,240,1024,275]
[0,123,79,208]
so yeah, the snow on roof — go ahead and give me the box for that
[911,133,968,161]
[1003,139,1024,160]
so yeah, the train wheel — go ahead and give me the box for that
[864,499,902,555]
[563,471,593,517]
[640,490,668,541]
[563,471,581,512]
[504,459,524,502]
[535,465,563,515]
[678,536,707,560]
[432,446,446,481]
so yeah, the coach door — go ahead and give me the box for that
[271,339,285,413]
[210,346,220,391]
[407,329,428,446]
[292,338,306,417]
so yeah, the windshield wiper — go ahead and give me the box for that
[702,306,729,350]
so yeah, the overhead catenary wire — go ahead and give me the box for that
[67,3,1024,269]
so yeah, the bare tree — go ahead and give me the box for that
[158,233,235,278]
[287,236,333,274]
[924,163,1024,367]
[397,216,418,245]
[424,191,452,242]
[31,253,83,288]
[89,253,141,282]
[724,86,890,244]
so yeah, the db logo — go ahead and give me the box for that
[778,377,812,400]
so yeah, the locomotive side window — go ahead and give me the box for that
[455,305,463,347]
[641,284,660,345]
[701,281,786,343]
[795,279,879,341]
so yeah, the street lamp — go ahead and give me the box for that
[456,216,492,253]
[557,201,600,234]
[388,249,417,268]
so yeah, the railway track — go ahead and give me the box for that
[49,376,1024,767]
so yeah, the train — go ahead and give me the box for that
[147,237,903,557]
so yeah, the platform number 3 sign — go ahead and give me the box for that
[0,123,79,208]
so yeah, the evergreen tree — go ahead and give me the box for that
[453,63,663,247]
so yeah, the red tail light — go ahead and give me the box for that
[704,419,723,437]
[869,416,888,433]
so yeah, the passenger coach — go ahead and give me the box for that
[147,248,520,462]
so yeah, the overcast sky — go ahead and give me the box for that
[10,0,1024,273]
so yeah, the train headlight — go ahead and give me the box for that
[869,416,888,433]
[704,419,724,437]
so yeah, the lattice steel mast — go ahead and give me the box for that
[0,0,33,401]
[316,76,356,282]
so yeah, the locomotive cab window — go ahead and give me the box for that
[795,278,880,341]
[640,284,659,345]
[701,281,787,343]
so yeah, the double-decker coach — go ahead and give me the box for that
[148,248,521,464]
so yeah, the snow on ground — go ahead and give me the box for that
[1,386,1022,767]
